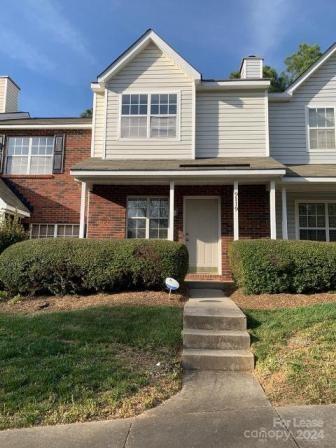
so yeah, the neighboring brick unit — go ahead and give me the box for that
[1,129,91,224]
[88,183,270,280]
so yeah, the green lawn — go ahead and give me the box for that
[0,305,183,430]
[246,303,336,405]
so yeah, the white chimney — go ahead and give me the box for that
[240,56,263,79]
[0,76,20,113]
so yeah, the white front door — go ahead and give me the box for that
[184,197,220,273]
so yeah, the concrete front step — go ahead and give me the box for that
[183,328,250,350]
[182,349,254,371]
[183,313,246,331]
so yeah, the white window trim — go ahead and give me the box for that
[295,200,336,241]
[118,90,181,141]
[30,223,80,239]
[126,196,169,239]
[5,136,55,175]
[305,104,336,152]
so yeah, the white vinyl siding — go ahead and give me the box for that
[241,59,263,79]
[5,79,19,113]
[105,42,193,159]
[92,91,105,157]
[0,78,6,113]
[269,52,336,163]
[196,90,267,157]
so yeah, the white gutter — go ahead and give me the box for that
[0,198,30,217]
[283,177,336,183]
[199,80,270,90]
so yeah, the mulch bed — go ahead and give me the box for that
[0,290,187,315]
[229,287,336,310]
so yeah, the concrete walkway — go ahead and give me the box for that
[1,372,335,447]
[1,289,335,447]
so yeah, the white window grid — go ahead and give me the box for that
[30,224,80,239]
[5,136,55,175]
[307,106,336,151]
[120,93,179,140]
[297,202,336,242]
[126,197,169,239]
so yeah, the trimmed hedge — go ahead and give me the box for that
[229,239,336,295]
[0,238,189,296]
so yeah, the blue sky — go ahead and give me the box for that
[1,0,336,117]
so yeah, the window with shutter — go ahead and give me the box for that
[0,135,5,174]
[53,135,65,174]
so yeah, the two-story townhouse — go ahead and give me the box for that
[2,29,336,280]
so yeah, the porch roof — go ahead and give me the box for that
[0,179,30,217]
[71,156,285,173]
[286,164,336,178]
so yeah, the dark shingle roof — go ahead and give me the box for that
[0,179,30,214]
[286,164,336,177]
[72,157,285,172]
[0,117,91,126]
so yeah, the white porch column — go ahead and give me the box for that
[168,180,175,241]
[281,187,288,240]
[79,181,87,238]
[233,180,239,240]
[270,180,277,239]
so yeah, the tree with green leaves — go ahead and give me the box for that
[284,43,322,83]
[229,43,322,92]
[80,108,93,118]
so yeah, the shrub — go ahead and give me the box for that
[229,239,336,295]
[0,238,189,296]
[0,215,27,253]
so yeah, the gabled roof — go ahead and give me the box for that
[0,179,30,217]
[286,42,336,95]
[97,29,201,83]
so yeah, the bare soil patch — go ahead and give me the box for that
[0,290,187,315]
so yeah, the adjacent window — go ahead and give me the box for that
[6,137,54,175]
[120,93,178,139]
[308,107,335,150]
[127,197,169,239]
[298,202,336,241]
[31,224,80,239]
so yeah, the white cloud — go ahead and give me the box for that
[24,0,96,64]
[0,29,55,72]
[247,0,296,57]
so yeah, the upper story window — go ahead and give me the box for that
[120,93,178,139]
[6,136,54,175]
[308,107,335,150]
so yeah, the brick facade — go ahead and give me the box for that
[88,183,270,280]
[1,129,91,224]
[0,126,271,279]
